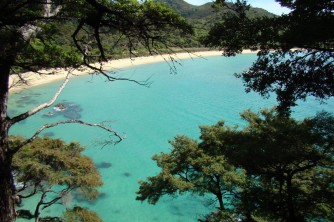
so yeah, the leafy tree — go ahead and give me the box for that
[136,134,246,211]
[136,110,334,222]
[0,0,192,220]
[233,110,334,222]
[202,0,334,115]
[64,207,103,222]
[10,136,103,221]
[136,122,247,221]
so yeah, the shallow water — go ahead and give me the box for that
[9,54,334,221]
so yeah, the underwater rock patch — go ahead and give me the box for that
[43,101,83,120]
[113,209,121,214]
[169,205,184,216]
[96,162,112,169]
[73,191,108,205]
[98,192,108,200]
[123,172,131,177]
[43,132,55,137]
[16,95,39,106]
[54,103,66,111]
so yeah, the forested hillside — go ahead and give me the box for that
[49,0,275,62]
[156,0,275,20]
[154,0,218,47]
[156,0,275,48]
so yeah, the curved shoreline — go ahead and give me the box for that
[9,50,256,93]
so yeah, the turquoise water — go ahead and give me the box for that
[9,54,334,221]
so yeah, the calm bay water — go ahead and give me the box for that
[9,54,334,221]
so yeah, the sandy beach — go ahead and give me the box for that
[9,50,256,93]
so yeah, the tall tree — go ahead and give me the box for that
[136,110,334,222]
[202,0,334,115]
[232,110,334,222]
[0,0,193,220]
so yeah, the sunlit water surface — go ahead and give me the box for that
[9,54,334,221]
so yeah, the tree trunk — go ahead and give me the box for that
[286,175,305,222]
[213,175,225,211]
[286,175,296,222]
[216,192,224,211]
[0,154,15,222]
[0,64,16,222]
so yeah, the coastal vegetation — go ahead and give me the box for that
[12,137,103,221]
[137,0,334,221]
[202,0,334,115]
[137,109,334,221]
[1,0,333,221]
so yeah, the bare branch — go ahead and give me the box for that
[83,58,153,86]
[40,187,73,211]
[11,120,124,154]
[34,186,71,221]
[8,73,29,89]
[9,73,71,125]
[17,182,40,199]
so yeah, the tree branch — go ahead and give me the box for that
[40,187,73,211]
[17,182,40,199]
[9,72,71,125]
[11,119,124,154]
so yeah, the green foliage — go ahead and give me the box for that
[12,136,102,192]
[137,110,334,222]
[233,110,334,221]
[11,136,103,220]
[64,207,103,222]
[136,134,246,210]
[202,0,334,115]
[240,50,334,115]
[156,0,274,21]
[156,0,275,48]
[1,0,194,74]
[1,0,276,72]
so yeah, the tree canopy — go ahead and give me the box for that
[137,110,334,222]
[202,0,334,115]
[11,136,103,221]
[64,207,103,222]
[2,0,193,76]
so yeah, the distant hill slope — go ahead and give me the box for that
[156,0,214,19]
[156,0,275,20]
[154,0,276,48]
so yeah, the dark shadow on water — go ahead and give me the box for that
[96,162,112,169]
[43,132,55,137]
[169,204,184,217]
[16,97,39,106]
[73,191,108,206]
[123,172,131,177]
[113,209,121,214]
[98,192,108,200]
[31,93,42,96]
